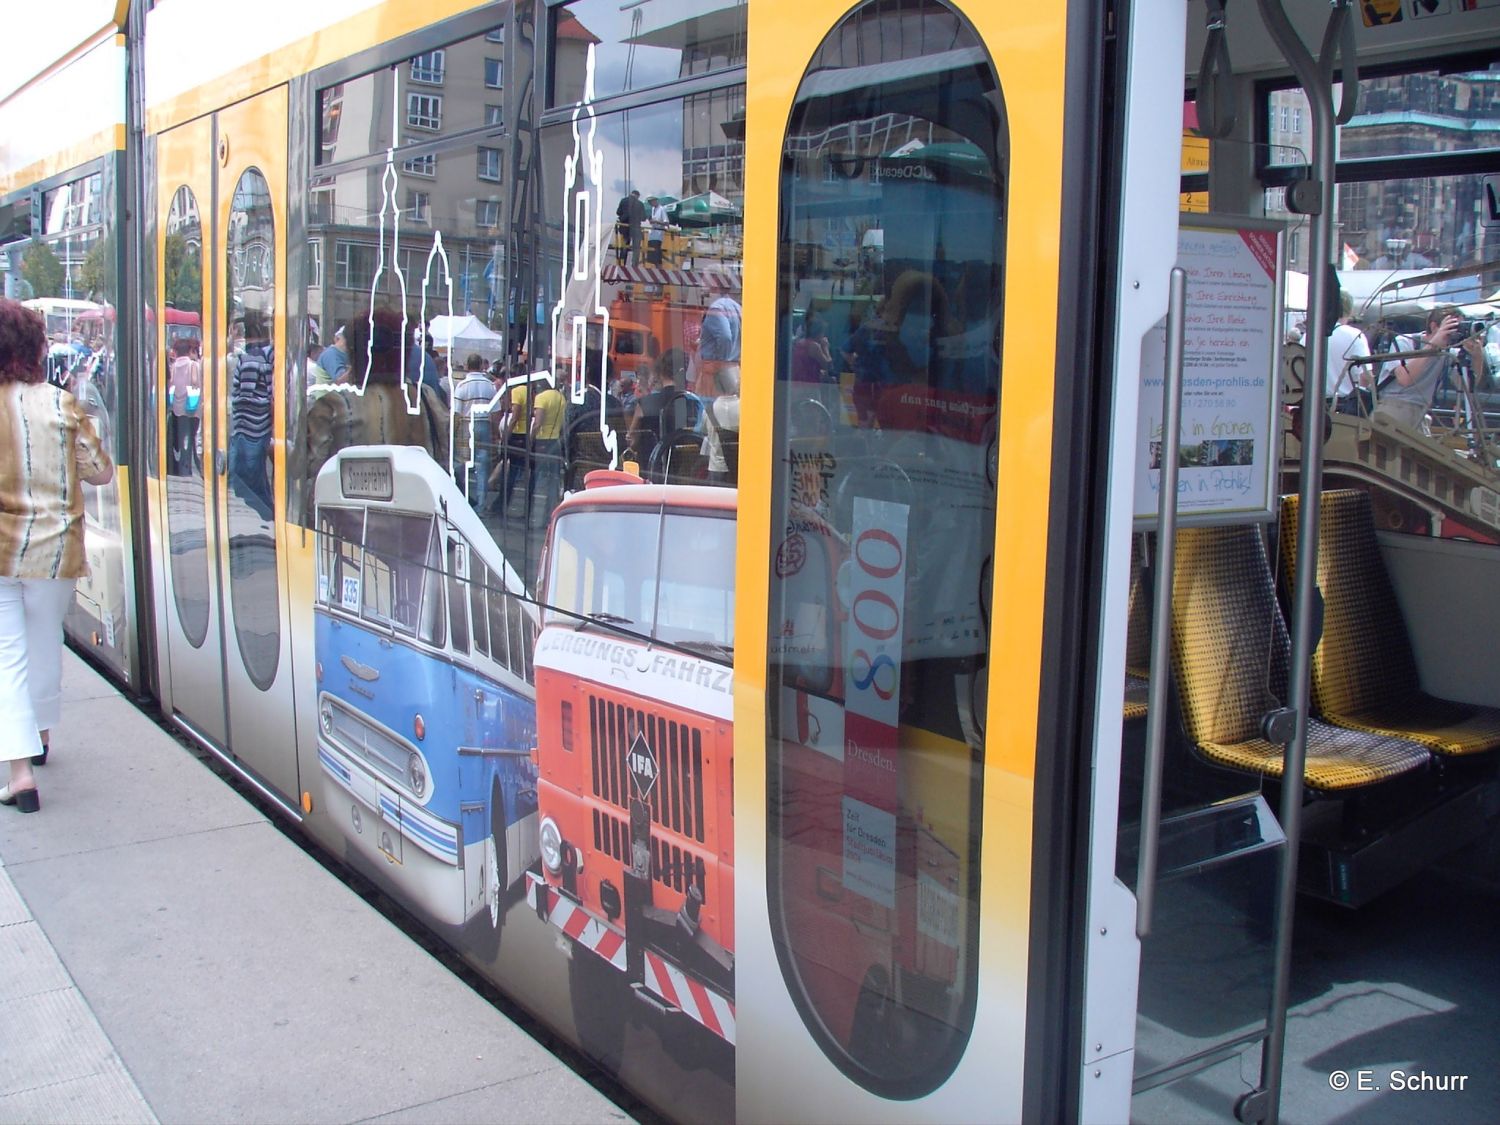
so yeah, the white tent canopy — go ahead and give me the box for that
[427,314,505,359]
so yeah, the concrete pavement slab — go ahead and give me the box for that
[7,822,617,1124]
[0,694,263,865]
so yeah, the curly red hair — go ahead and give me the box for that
[0,297,47,384]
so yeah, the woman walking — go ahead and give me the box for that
[0,297,114,812]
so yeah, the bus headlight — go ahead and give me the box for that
[407,753,427,797]
[320,703,333,734]
[540,817,563,873]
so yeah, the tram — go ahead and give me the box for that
[4,1,1500,1122]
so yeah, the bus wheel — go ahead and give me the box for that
[462,790,507,962]
[568,946,628,1071]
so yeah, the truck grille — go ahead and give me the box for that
[593,807,709,904]
[587,695,707,844]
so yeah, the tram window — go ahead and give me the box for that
[315,23,510,166]
[765,0,1003,1098]
[297,128,509,526]
[488,583,511,671]
[470,556,490,658]
[225,167,281,690]
[163,182,210,647]
[1264,66,1500,170]
[550,0,746,107]
[446,538,470,655]
[535,85,745,521]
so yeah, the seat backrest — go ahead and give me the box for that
[1170,524,1290,747]
[657,391,702,436]
[656,429,704,483]
[1279,490,1419,717]
[1125,535,1152,680]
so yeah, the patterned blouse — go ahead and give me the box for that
[0,382,112,579]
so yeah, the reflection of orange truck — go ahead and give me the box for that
[525,475,736,1062]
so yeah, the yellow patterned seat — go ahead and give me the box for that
[1171,524,1430,791]
[1280,491,1500,756]
[1123,539,1151,722]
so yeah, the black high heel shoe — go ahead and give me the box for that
[31,745,48,766]
[0,784,40,813]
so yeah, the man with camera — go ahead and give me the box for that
[1374,306,1488,433]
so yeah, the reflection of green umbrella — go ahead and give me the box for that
[669,191,742,228]
[878,140,993,184]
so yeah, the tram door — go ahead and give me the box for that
[152,88,299,804]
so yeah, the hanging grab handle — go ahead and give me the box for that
[1136,267,1188,941]
[1318,0,1360,125]
[1196,0,1237,139]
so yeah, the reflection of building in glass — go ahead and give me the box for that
[1266,71,1500,274]
[306,24,513,339]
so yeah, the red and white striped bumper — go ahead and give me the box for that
[642,947,736,1046]
[526,872,625,970]
[525,873,736,1045]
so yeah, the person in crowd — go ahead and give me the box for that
[703,363,740,485]
[490,376,534,516]
[615,193,633,265]
[0,297,114,809]
[321,325,350,382]
[301,306,450,512]
[1326,292,1372,415]
[695,295,741,396]
[1375,305,1488,433]
[646,196,670,266]
[626,190,647,265]
[792,315,834,384]
[407,322,448,407]
[229,311,276,521]
[844,303,889,427]
[166,335,202,475]
[452,354,499,502]
[528,379,567,523]
[628,349,691,466]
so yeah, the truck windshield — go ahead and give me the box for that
[545,507,735,658]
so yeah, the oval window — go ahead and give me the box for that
[766,0,1006,1098]
[163,184,210,648]
[225,167,281,689]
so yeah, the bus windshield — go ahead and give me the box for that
[545,507,735,657]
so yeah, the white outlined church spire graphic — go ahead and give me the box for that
[468,44,619,478]
[347,67,464,478]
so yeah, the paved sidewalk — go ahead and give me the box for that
[0,650,628,1125]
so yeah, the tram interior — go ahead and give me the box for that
[1118,4,1500,1120]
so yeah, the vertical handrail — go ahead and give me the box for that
[1248,2,1343,1123]
[1135,266,1187,939]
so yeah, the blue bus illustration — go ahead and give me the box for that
[314,445,539,955]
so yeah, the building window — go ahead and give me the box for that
[477,147,502,182]
[403,148,436,177]
[308,239,323,289]
[408,191,430,223]
[410,50,446,85]
[486,26,504,43]
[407,93,443,131]
[477,200,501,228]
[334,241,378,290]
[485,58,503,89]
[485,104,504,127]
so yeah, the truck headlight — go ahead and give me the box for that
[407,753,427,797]
[320,703,333,733]
[540,817,563,873]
